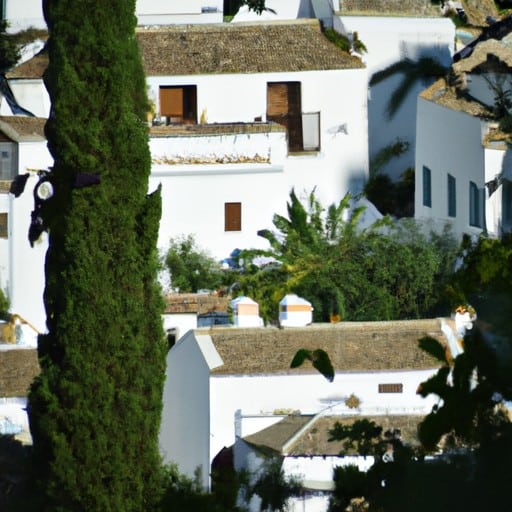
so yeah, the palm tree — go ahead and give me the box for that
[369,56,449,119]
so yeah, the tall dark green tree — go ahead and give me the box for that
[27,2,166,511]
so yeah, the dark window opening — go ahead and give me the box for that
[159,85,197,124]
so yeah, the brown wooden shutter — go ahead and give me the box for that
[267,82,303,151]
[0,213,8,239]
[160,87,184,118]
[225,203,241,231]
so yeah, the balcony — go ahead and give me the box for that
[267,112,320,153]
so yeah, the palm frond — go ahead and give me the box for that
[369,59,415,86]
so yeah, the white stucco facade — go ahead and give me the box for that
[414,95,510,239]
[333,16,455,180]
[2,0,224,32]
[147,66,369,227]
[159,328,440,488]
[0,137,52,333]
[3,0,45,32]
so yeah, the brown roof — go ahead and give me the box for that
[137,19,364,76]
[164,293,229,315]
[337,0,438,17]
[0,349,39,397]
[453,38,512,73]
[206,319,444,376]
[461,0,499,27]
[6,51,48,80]
[419,78,492,117]
[243,413,423,456]
[243,414,315,455]
[9,20,363,80]
[420,33,512,120]
[288,414,423,455]
[0,116,47,141]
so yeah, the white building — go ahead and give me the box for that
[0,117,51,332]
[1,0,224,32]
[159,319,445,488]
[5,20,369,259]
[333,3,455,180]
[415,19,512,238]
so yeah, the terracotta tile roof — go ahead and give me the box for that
[243,413,423,456]
[206,319,444,376]
[6,50,48,79]
[419,79,491,118]
[164,293,229,315]
[337,0,438,17]
[0,116,47,141]
[0,348,39,397]
[287,414,423,455]
[137,19,364,76]
[243,414,315,455]
[9,20,363,81]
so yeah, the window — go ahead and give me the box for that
[422,166,431,207]
[0,143,16,180]
[267,82,318,152]
[0,213,7,239]
[447,173,456,217]
[469,181,484,227]
[503,179,512,226]
[378,383,403,393]
[159,85,197,124]
[225,202,241,231]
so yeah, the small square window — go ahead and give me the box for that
[225,202,241,231]
[378,383,403,393]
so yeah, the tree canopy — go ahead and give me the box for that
[236,190,458,324]
[26,1,166,510]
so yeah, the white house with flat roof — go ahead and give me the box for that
[159,319,445,488]
[415,19,512,238]
[1,0,224,32]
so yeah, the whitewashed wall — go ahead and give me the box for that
[210,369,438,467]
[3,0,223,31]
[415,97,487,238]
[0,80,51,119]
[8,141,53,333]
[484,144,510,235]
[147,66,369,209]
[334,16,455,180]
[4,0,45,32]
[136,0,223,25]
[159,332,223,489]
[466,73,512,111]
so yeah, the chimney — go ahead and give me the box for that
[279,294,313,327]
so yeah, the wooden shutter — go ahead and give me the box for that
[378,383,403,393]
[225,202,241,231]
[267,82,303,151]
[160,87,184,118]
[0,213,8,239]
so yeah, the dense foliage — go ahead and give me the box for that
[236,190,459,324]
[164,234,224,293]
[26,1,166,511]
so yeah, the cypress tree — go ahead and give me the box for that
[27,1,166,510]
